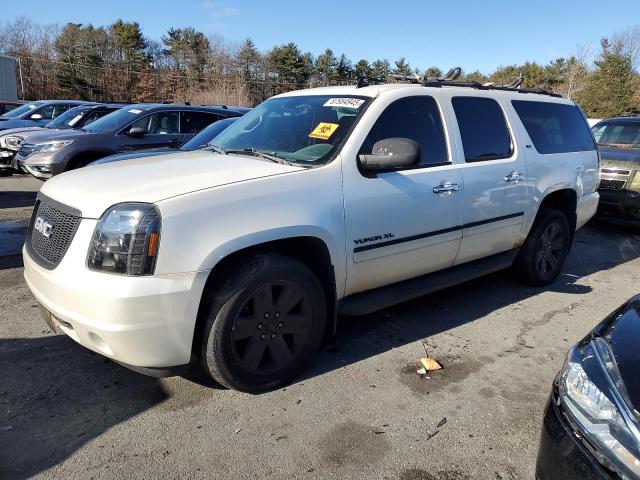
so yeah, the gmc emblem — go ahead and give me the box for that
[34,216,53,239]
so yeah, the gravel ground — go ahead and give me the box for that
[1,174,639,480]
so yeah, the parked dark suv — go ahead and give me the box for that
[592,116,640,225]
[0,99,91,132]
[0,103,123,173]
[17,103,243,179]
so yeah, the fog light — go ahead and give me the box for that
[30,165,51,173]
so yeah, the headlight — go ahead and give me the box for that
[87,203,161,276]
[32,139,74,154]
[559,341,640,478]
[630,172,640,192]
[2,135,23,150]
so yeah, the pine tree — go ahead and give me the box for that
[393,57,410,76]
[371,59,391,81]
[315,48,338,83]
[354,59,371,78]
[577,38,638,118]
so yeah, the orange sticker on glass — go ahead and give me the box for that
[309,122,339,140]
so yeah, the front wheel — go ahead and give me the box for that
[199,253,327,393]
[513,209,570,286]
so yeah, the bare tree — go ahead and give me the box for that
[563,44,593,101]
[612,25,640,71]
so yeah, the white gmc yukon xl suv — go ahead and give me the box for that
[23,81,600,392]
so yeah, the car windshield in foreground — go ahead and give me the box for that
[83,106,148,133]
[0,102,43,119]
[181,118,238,151]
[45,107,90,129]
[212,95,370,166]
[592,121,640,148]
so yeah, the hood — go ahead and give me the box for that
[23,129,90,144]
[90,148,176,166]
[0,126,47,138]
[40,150,304,218]
[598,145,640,170]
[593,295,640,414]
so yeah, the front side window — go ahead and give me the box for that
[512,100,596,154]
[131,111,180,135]
[592,121,640,149]
[359,95,449,167]
[46,107,89,128]
[213,95,370,166]
[181,111,220,134]
[452,97,512,162]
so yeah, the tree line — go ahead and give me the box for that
[0,17,638,117]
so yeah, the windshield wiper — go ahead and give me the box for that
[226,148,292,165]
[205,144,227,155]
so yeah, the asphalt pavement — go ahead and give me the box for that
[1,174,639,480]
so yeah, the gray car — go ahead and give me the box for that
[0,99,91,132]
[16,103,243,179]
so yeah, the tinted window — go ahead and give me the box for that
[592,121,640,148]
[131,111,179,135]
[37,104,70,120]
[181,111,220,134]
[452,97,512,162]
[182,118,237,150]
[360,96,448,166]
[512,100,595,154]
[0,102,43,118]
[81,109,117,126]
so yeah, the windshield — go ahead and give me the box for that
[592,121,640,148]
[45,107,90,129]
[213,95,370,166]
[83,106,148,133]
[1,102,43,119]
[181,118,238,151]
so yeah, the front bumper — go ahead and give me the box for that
[597,188,640,225]
[18,151,65,179]
[23,219,208,368]
[536,395,615,480]
[576,192,600,230]
[0,148,17,170]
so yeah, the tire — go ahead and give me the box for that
[199,253,327,393]
[513,209,570,286]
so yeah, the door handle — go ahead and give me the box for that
[433,182,460,194]
[504,171,525,183]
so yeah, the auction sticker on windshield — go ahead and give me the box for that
[309,122,339,140]
[323,98,365,109]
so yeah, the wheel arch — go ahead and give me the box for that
[65,150,114,171]
[534,187,578,248]
[191,235,338,361]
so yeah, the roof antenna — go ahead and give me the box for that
[442,67,462,81]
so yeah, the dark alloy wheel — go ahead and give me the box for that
[199,253,326,393]
[231,280,313,376]
[513,209,570,286]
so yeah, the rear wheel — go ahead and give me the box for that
[513,209,570,286]
[199,253,326,393]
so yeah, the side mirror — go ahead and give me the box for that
[30,113,43,120]
[126,126,147,137]
[359,138,420,172]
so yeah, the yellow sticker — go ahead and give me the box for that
[309,122,339,140]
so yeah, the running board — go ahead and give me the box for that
[338,249,519,316]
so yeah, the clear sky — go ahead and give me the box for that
[2,0,638,73]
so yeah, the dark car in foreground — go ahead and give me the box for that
[90,116,239,166]
[0,103,123,173]
[0,99,90,132]
[17,103,243,179]
[536,295,640,480]
[592,117,640,225]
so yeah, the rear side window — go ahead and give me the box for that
[181,111,220,134]
[452,97,512,162]
[360,96,448,167]
[511,100,595,154]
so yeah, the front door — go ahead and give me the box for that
[120,111,183,151]
[343,94,464,296]
[450,96,528,265]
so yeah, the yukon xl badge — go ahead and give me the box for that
[34,216,53,239]
[354,233,394,245]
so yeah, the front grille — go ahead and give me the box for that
[26,196,82,269]
[599,179,627,190]
[17,143,35,158]
[601,168,631,176]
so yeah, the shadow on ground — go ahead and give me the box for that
[0,334,170,480]
[0,191,37,209]
[303,221,640,382]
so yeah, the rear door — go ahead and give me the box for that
[343,94,464,295]
[451,96,528,265]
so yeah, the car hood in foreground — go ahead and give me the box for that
[90,148,177,165]
[598,146,640,170]
[40,150,304,218]
[590,295,640,414]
